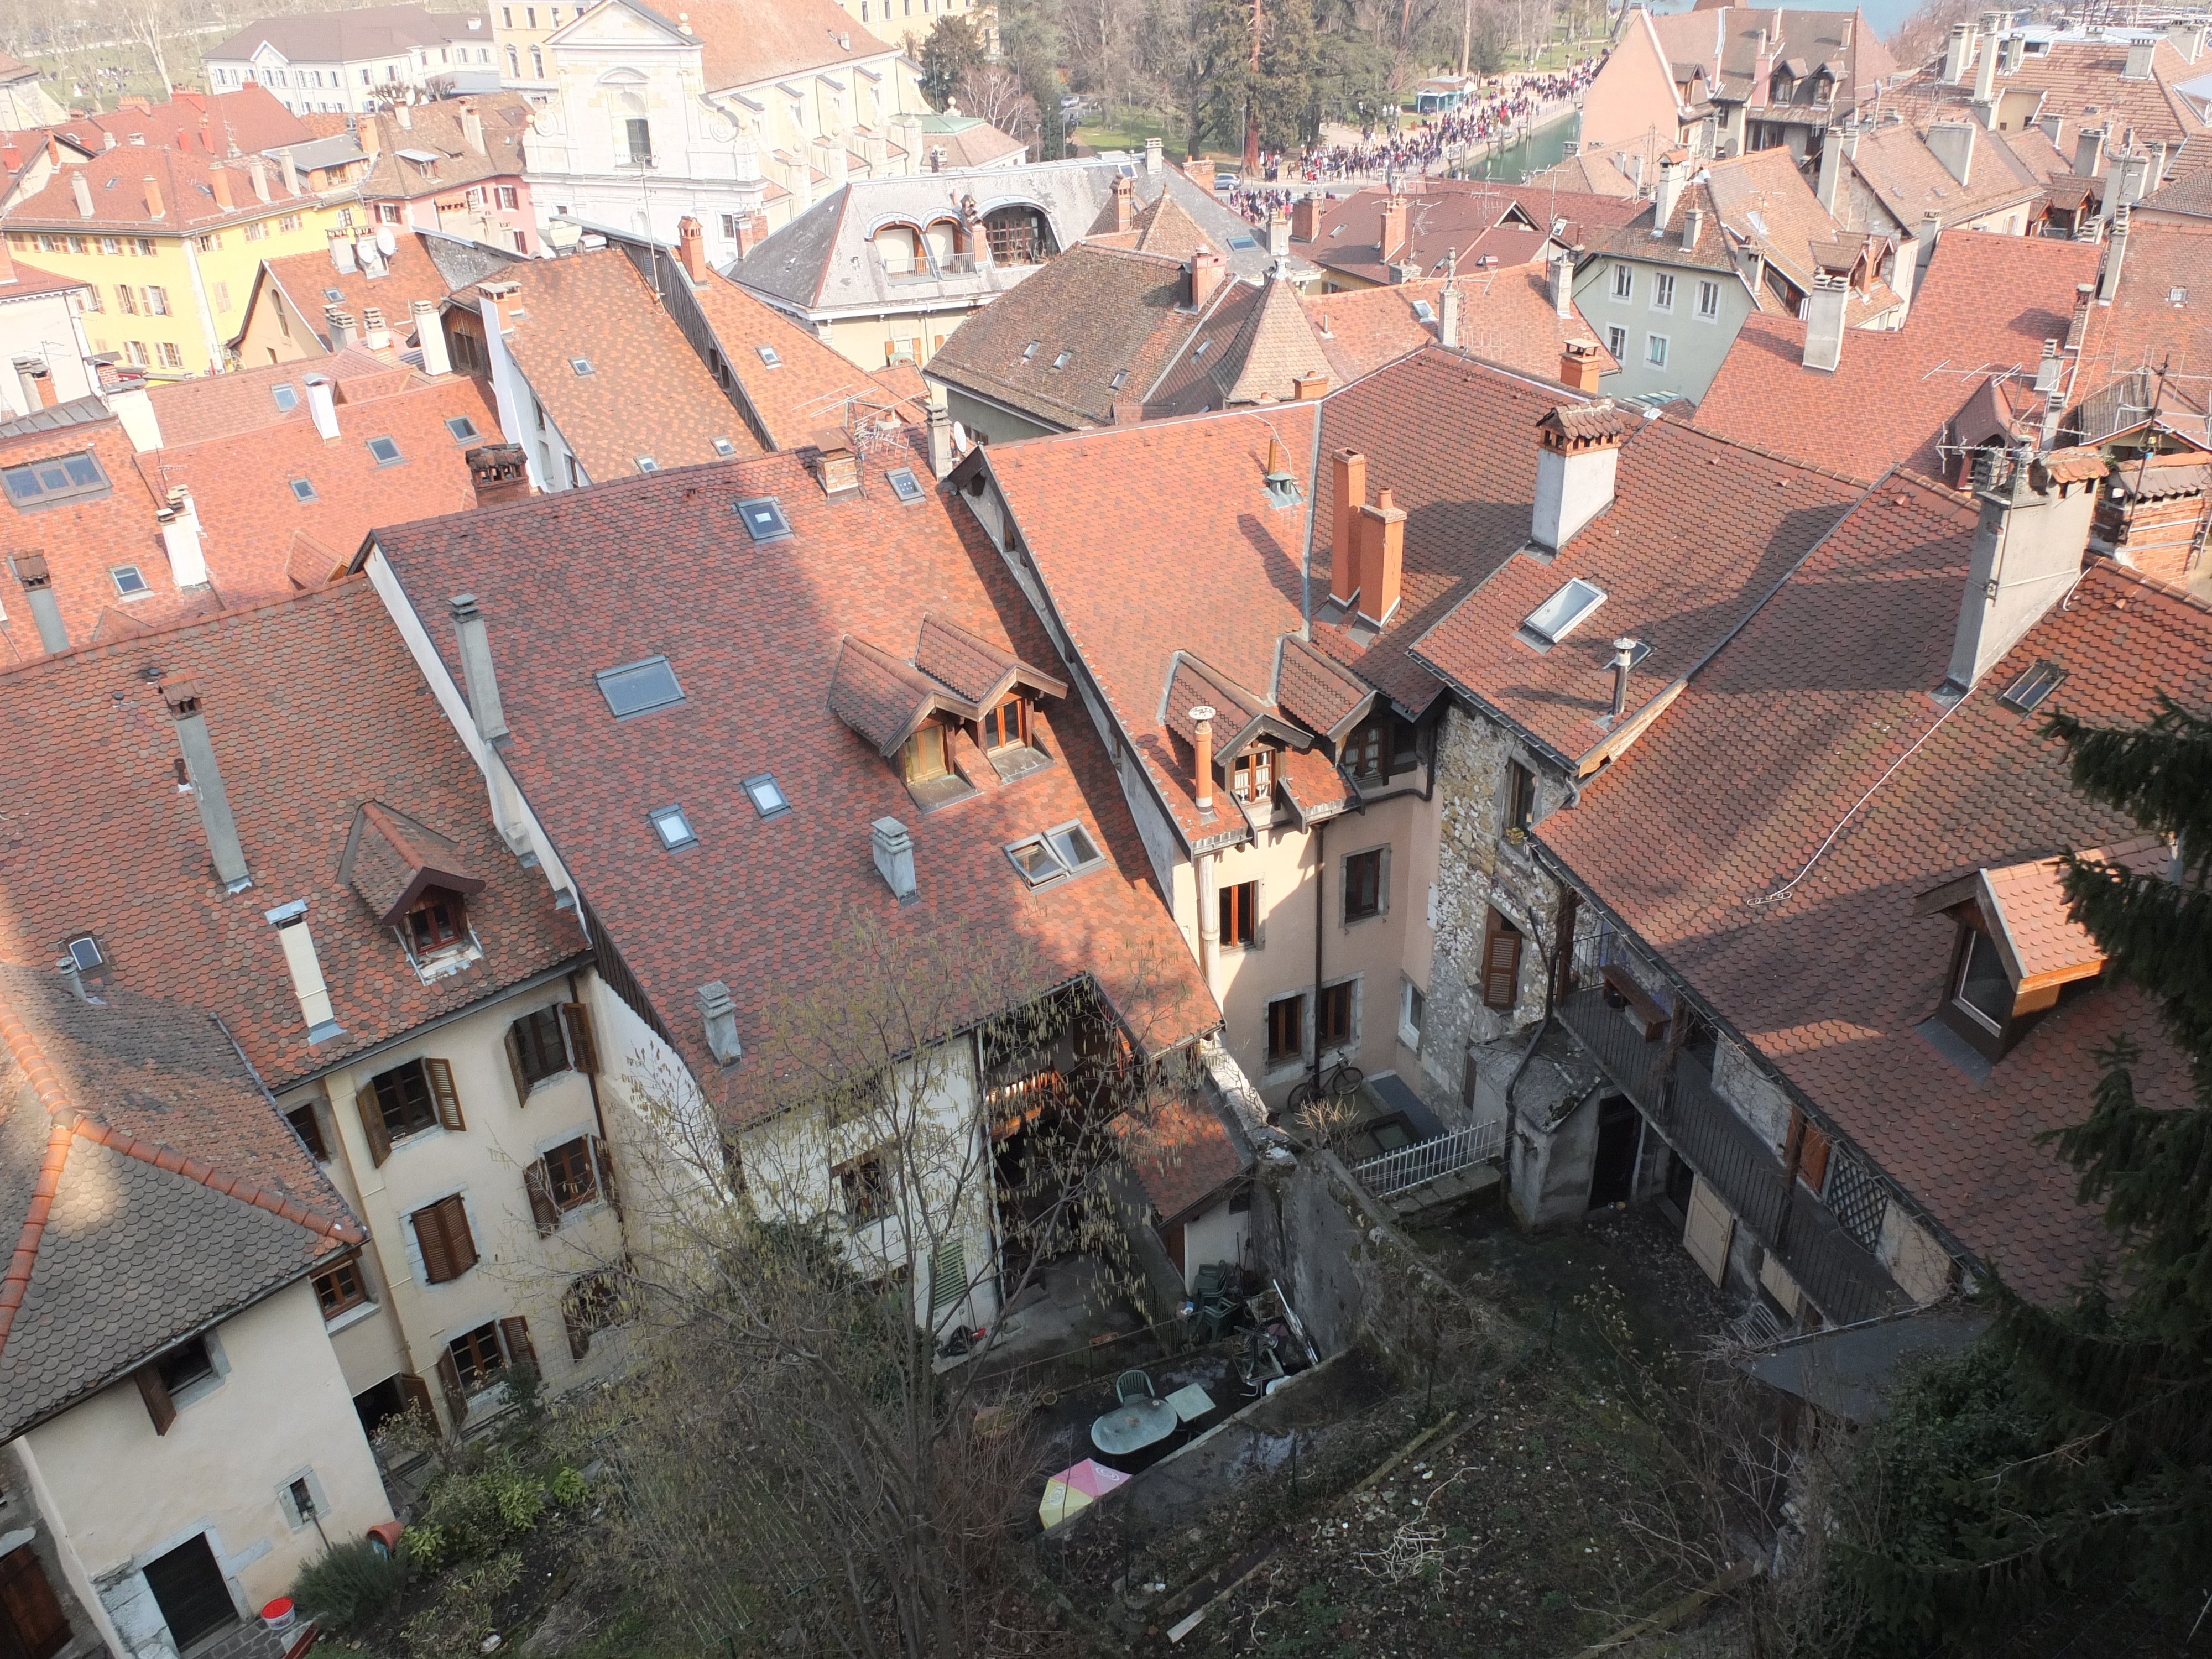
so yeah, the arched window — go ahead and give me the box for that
[612,88,650,164]
[507,45,520,76]
[530,45,544,77]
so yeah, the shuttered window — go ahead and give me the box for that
[411,1194,478,1284]
[505,1003,595,1103]
[930,1241,968,1312]
[1317,981,1354,1048]
[1480,907,1524,1010]
[1265,994,1303,1063]
[361,1058,463,1165]
[564,1271,623,1360]
[525,1136,617,1235]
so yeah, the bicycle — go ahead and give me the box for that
[1285,1058,1364,1116]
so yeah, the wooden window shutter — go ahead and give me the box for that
[0,1544,73,1659]
[504,1024,531,1107]
[1552,888,1580,1003]
[500,1316,537,1371]
[1480,909,1523,1010]
[425,1058,465,1131]
[133,1365,176,1436]
[1801,1120,1833,1193]
[398,1372,435,1420]
[434,1350,466,1419]
[357,1083,392,1167]
[414,1202,455,1284]
[591,1137,622,1219]
[444,1195,479,1276]
[564,1302,591,1362]
[524,1162,559,1236]
[560,1003,598,1074]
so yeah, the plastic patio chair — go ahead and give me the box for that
[1115,1370,1155,1404]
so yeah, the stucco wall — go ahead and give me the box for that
[1573,253,1751,404]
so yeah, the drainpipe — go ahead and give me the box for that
[1190,706,1219,998]
[1310,817,1326,1098]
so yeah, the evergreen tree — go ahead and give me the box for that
[917,16,984,113]
[1846,695,2212,1650]
[1255,0,1321,152]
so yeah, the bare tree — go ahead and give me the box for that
[957,61,1040,144]
[113,0,184,95]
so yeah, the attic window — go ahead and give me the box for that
[1052,350,1072,369]
[570,357,594,375]
[596,654,684,718]
[649,805,697,850]
[322,287,345,303]
[112,565,147,595]
[445,416,478,441]
[713,437,737,457]
[885,466,924,504]
[405,888,468,954]
[1412,299,1436,322]
[64,934,104,975]
[637,457,659,473]
[2167,287,2187,305]
[1021,342,1040,361]
[1999,658,2067,712]
[1522,578,1607,645]
[1004,820,1105,889]
[366,436,402,466]
[3,451,108,510]
[735,495,792,542]
[1109,369,1128,390]
[742,772,790,817]
[755,345,781,367]
[272,383,299,412]
[290,478,317,502]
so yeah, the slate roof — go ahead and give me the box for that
[1307,267,1619,387]
[1694,229,2105,482]
[0,961,363,1438]
[2139,164,2212,220]
[1536,478,2208,1307]
[363,438,1218,1126]
[207,5,484,64]
[0,581,587,1089]
[52,86,310,159]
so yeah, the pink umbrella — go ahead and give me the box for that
[1037,1458,1130,1529]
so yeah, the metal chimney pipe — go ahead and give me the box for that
[1609,638,1638,719]
[14,555,67,653]
[161,679,253,891]
[1190,705,1217,818]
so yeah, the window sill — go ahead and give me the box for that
[1396,1024,1422,1053]
[325,1299,381,1335]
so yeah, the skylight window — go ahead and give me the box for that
[649,805,697,849]
[366,435,402,466]
[742,772,790,817]
[2169,286,2188,305]
[3,451,107,510]
[1052,350,1072,369]
[65,935,103,974]
[1227,233,1258,250]
[1999,658,2067,712]
[571,357,594,375]
[596,655,684,718]
[290,478,318,502]
[756,345,781,367]
[1021,341,1040,361]
[1110,368,1128,390]
[885,466,924,504]
[1412,299,1436,322]
[322,286,344,303]
[445,415,478,441]
[735,495,792,542]
[713,437,736,457]
[637,456,659,473]
[272,383,299,413]
[1004,820,1105,890]
[1522,578,1607,645]
[1193,338,1212,359]
[112,565,147,595]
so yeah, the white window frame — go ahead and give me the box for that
[1605,324,1626,360]
[1645,333,1669,368]
[1695,279,1720,320]
[1610,264,1632,300]
[1650,272,1674,312]
[1398,978,1425,1052]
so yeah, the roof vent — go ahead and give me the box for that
[265,899,343,1044]
[162,677,253,892]
[872,817,918,906]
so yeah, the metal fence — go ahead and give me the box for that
[1349,1120,1505,1198]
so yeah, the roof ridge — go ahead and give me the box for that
[0,571,372,686]
[0,1119,75,1360]
[2081,556,2212,619]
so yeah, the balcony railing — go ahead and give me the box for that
[1349,1121,1504,1198]
[1556,987,1905,1327]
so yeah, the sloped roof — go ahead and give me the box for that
[304,92,534,200]
[1275,635,1374,741]
[1297,178,1642,286]
[1212,276,1331,406]
[828,633,973,753]
[1648,6,1895,109]
[661,0,893,92]
[1585,178,1739,274]
[340,801,487,926]
[257,230,507,356]
[0,962,363,1437]
[146,347,403,447]
[6,139,315,233]
[916,612,1067,706]
[913,112,1026,171]
[1840,119,2046,234]
[1886,36,2208,164]
[1116,1089,1250,1225]
[1700,147,1901,324]
[208,5,483,64]
[1307,268,1617,386]
[53,86,309,158]
[2067,220,2212,447]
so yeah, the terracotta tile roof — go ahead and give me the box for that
[340,800,487,926]
[1116,1089,1250,1224]
[1527,140,1644,198]
[145,347,403,447]
[2000,124,2074,186]
[673,0,893,91]
[0,963,364,1437]
[1275,634,1374,740]
[912,113,1027,171]
[1887,38,2209,166]
[1306,267,1619,386]
[1214,276,1332,405]
[313,92,533,201]
[1412,413,1863,767]
[465,249,748,480]
[1700,147,1902,324]
[2068,220,2212,445]
[7,135,315,233]
[828,632,972,753]
[257,232,464,354]
[687,270,891,451]
[916,612,1067,706]
[1944,834,2169,987]
[2140,165,2212,220]
[1535,479,2209,1307]
[208,7,482,69]
[140,372,502,607]
[1298,180,1642,286]
[51,86,310,159]
[0,257,87,301]
[1694,230,2105,482]
[1647,6,1895,111]
[1584,179,1740,274]
[0,581,587,1091]
[365,440,1218,1125]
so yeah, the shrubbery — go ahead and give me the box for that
[288,1538,409,1630]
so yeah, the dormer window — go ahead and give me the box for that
[979,694,1029,752]
[901,719,950,782]
[1231,747,1275,802]
[406,888,468,955]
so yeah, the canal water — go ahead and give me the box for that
[1451,111,1580,184]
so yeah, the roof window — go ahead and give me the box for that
[712,437,736,457]
[367,435,402,466]
[1110,368,1128,390]
[1004,820,1105,890]
[322,286,344,303]
[1412,299,1436,322]
[1021,342,1041,361]
[112,565,146,595]
[64,934,104,974]
[1999,658,2067,713]
[272,383,299,413]
[2167,287,2187,306]
[742,772,790,817]
[1052,350,1072,369]
[445,415,478,441]
[1192,338,1212,359]
[637,457,659,473]
[649,805,697,850]
[290,478,317,502]
[1522,578,1606,645]
[596,654,684,718]
[735,495,792,542]
[570,357,594,375]
[3,451,108,512]
[755,345,781,367]
[885,466,924,504]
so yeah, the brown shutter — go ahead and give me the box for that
[504,1024,531,1107]
[357,1082,392,1167]
[434,1350,466,1420]
[425,1058,465,1131]
[414,1202,455,1284]
[0,1545,73,1659]
[560,1003,598,1074]
[591,1137,622,1219]
[1801,1121,1833,1193]
[1480,909,1524,1010]
[564,1301,591,1362]
[499,1315,537,1371]
[133,1366,176,1436]
[524,1162,559,1235]
[442,1194,479,1276]
[397,1371,435,1421]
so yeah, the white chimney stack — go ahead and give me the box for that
[304,374,339,440]
[265,899,343,1044]
[697,981,742,1064]
[1532,401,1629,552]
[1802,273,1850,373]
[159,487,206,586]
[411,299,451,375]
[330,236,357,274]
[872,817,918,906]
[161,679,252,893]
[1944,447,2098,692]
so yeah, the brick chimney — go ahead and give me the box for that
[676,214,708,282]
[1803,272,1850,372]
[1112,173,1133,233]
[1559,339,1603,392]
[466,442,530,508]
[1188,243,1225,309]
[1354,486,1406,628]
[1293,370,1329,399]
[460,101,485,155]
[1331,448,1366,607]
[1531,401,1629,551]
[161,679,253,892]
[1379,190,1408,264]
[1944,446,2098,691]
[142,173,163,218]
[359,112,382,160]
[208,163,233,210]
[1291,192,1321,242]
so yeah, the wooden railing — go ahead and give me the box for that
[1349,1120,1505,1198]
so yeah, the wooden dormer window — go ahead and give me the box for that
[901,720,950,782]
[979,693,1030,752]
[406,888,468,955]
[1231,747,1274,802]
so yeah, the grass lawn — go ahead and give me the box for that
[1071,107,1203,158]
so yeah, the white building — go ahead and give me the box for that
[206,6,501,114]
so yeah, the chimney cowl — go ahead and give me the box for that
[1608,637,1639,719]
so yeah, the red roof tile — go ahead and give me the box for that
[7,138,315,233]
[51,86,310,160]
[1116,1090,1249,1224]
[146,347,411,447]
[1306,265,1619,387]
[688,269,901,451]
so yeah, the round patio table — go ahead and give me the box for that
[1091,1397,1179,1459]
